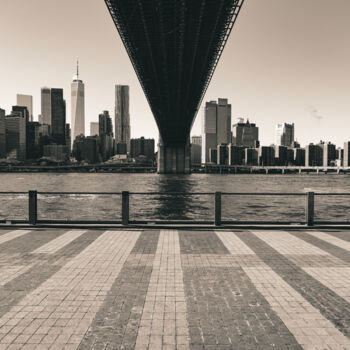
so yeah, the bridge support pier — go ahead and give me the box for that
[157,139,191,174]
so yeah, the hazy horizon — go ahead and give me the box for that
[1,0,350,147]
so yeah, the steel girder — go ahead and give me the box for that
[105,0,244,145]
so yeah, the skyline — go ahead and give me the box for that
[1,0,350,147]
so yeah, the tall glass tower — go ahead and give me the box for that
[71,61,85,145]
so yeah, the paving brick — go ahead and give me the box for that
[179,230,230,254]
[239,231,350,339]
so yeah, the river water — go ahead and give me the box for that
[0,173,350,223]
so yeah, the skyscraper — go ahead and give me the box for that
[17,94,33,122]
[115,85,130,153]
[0,108,6,159]
[202,98,231,163]
[233,119,259,148]
[90,122,99,136]
[41,87,52,126]
[71,62,85,144]
[275,123,294,147]
[51,89,66,145]
[5,107,27,160]
[99,111,114,161]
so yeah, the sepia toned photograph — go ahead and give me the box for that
[0,0,350,349]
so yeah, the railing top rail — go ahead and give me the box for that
[314,193,350,196]
[129,192,214,195]
[38,192,122,195]
[0,192,27,194]
[222,192,306,196]
[1,191,350,196]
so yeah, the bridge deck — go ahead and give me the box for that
[0,228,349,349]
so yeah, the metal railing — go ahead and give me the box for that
[0,191,349,226]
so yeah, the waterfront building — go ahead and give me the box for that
[0,108,6,159]
[65,124,71,154]
[71,62,85,143]
[73,135,102,164]
[130,137,155,160]
[115,85,130,153]
[90,122,99,136]
[16,94,33,122]
[43,144,69,162]
[39,124,50,137]
[233,119,259,148]
[291,141,300,148]
[209,148,217,164]
[5,108,27,160]
[320,142,336,167]
[116,142,127,155]
[287,148,294,165]
[294,148,305,166]
[202,99,231,163]
[217,144,228,165]
[191,136,202,164]
[344,142,350,167]
[41,87,52,126]
[51,89,66,145]
[228,145,245,165]
[275,123,294,147]
[259,146,274,166]
[99,111,113,136]
[274,145,288,166]
[336,147,343,167]
[191,135,202,146]
[305,144,323,166]
[245,148,258,166]
[99,111,114,161]
[27,122,40,159]
[191,144,201,165]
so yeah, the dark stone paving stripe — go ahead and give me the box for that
[182,266,302,349]
[78,231,159,350]
[179,230,230,254]
[288,231,350,264]
[0,229,102,318]
[321,230,350,242]
[238,231,350,338]
[131,229,160,254]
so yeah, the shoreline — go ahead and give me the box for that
[0,165,349,174]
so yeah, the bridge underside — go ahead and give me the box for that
[105,0,244,173]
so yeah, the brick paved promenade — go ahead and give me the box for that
[0,229,349,349]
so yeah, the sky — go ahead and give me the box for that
[0,0,350,147]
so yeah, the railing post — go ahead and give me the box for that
[215,192,222,226]
[122,191,129,226]
[306,192,314,226]
[28,190,37,225]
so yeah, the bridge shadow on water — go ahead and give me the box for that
[130,175,213,222]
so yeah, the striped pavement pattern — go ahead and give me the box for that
[306,230,350,251]
[0,230,30,246]
[0,228,348,349]
[218,230,350,349]
[32,230,87,254]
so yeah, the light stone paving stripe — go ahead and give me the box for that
[303,267,350,304]
[306,230,350,251]
[252,230,328,256]
[135,230,189,350]
[33,230,87,254]
[217,231,350,349]
[216,231,255,255]
[0,265,33,286]
[0,230,30,246]
[0,230,140,348]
